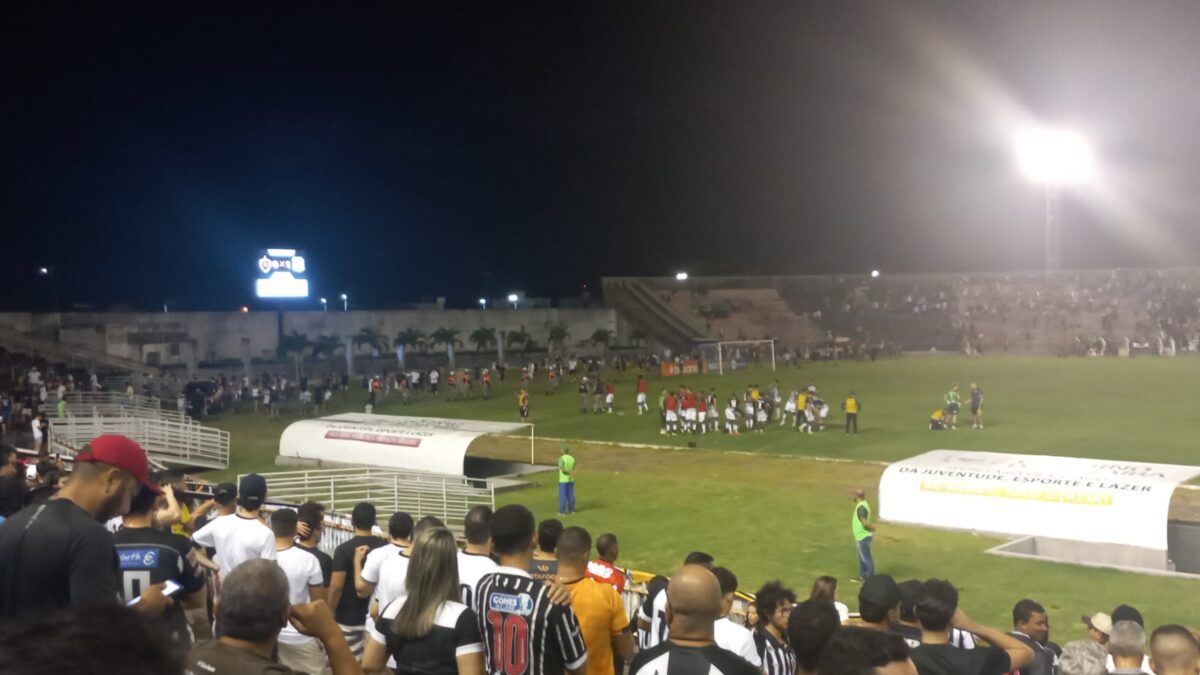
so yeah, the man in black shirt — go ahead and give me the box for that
[329,501,386,658]
[297,501,332,587]
[1009,598,1059,675]
[909,579,1032,675]
[114,479,209,645]
[817,626,917,675]
[0,443,24,520]
[0,434,171,620]
[629,565,759,675]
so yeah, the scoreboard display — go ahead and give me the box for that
[255,248,310,298]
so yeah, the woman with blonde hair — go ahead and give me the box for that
[362,527,485,674]
[809,576,850,624]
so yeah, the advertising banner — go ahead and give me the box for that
[879,450,1200,550]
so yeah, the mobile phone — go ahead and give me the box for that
[126,579,184,606]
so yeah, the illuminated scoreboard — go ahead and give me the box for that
[255,248,310,298]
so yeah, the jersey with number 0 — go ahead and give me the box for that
[474,566,588,675]
[112,526,207,643]
[457,551,498,608]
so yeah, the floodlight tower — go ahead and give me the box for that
[1014,127,1095,273]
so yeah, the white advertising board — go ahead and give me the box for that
[880,450,1200,550]
[279,413,530,476]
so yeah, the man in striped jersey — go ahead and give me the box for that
[629,565,760,675]
[474,504,588,675]
[753,580,798,675]
[636,551,714,650]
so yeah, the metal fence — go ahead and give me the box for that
[55,391,190,425]
[50,414,230,469]
[246,467,495,534]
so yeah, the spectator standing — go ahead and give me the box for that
[329,502,386,658]
[531,518,563,582]
[852,488,876,581]
[970,383,984,429]
[0,435,170,619]
[857,575,901,633]
[190,474,275,583]
[375,516,446,617]
[356,511,414,637]
[362,527,485,675]
[1109,620,1151,675]
[1081,612,1112,646]
[457,505,498,607]
[637,551,714,650]
[909,578,1033,675]
[186,559,362,675]
[710,567,761,669]
[271,508,329,674]
[809,575,850,624]
[558,446,577,516]
[474,504,588,675]
[1109,605,1153,673]
[1149,624,1200,675]
[842,392,861,435]
[629,565,759,675]
[1059,640,1108,675]
[817,627,917,675]
[557,526,634,675]
[787,600,841,675]
[585,532,626,593]
[0,604,185,675]
[113,480,209,645]
[753,581,797,675]
[1009,598,1059,675]
[296,501,332,587]
[0,444,24,521]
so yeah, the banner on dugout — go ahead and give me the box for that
[879,450,1200,551]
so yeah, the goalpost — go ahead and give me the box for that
[698,339,776,375]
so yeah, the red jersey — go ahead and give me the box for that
[585,559,626,593]
[637,379,647,394]
[664,394,677,411]
[606,383,614,395]
[697,397,708,413]
[683,392,696,409]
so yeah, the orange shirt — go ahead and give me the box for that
[566,577,629,675]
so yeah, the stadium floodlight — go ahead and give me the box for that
[240,306,249,314]
[870,269,881,278]
[339,293,348,311]
[38,267,49,276]
[675,271,689,281]
[1014,127,1095,273]
[507,293,519,309]
[478,297,487,309]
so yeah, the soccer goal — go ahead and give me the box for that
[697,339,776,375]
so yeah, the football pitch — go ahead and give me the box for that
[205,355,1200,633]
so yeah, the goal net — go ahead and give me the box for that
[697,339,776,375]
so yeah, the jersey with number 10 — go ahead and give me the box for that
[474,566,588,675]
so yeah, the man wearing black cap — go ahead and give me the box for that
[858,574,901,633]
[191,473,275,583]
[0,434,172,619]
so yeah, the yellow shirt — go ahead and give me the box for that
[931,409,944,421]
[171,503,191,537]
[750,388,761,401]
[566,577,629,675]
[844,398,859,414]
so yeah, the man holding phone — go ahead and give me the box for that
[113,475,210,643]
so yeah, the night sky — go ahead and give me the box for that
[5,1,1200,311]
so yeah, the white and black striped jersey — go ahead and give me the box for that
[457,551,498,608]
[754,627,797,675]
[630,641,762,675]
[369,598,484,675]
[474,566,588,675]
[636,588,669,649]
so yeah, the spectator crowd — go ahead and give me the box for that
[1,434,1199,675]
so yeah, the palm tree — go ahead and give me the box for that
[393,328,426,368]
[353,327,389,356]
[590,328,614,358]
[312,334,342,360]
[629,328,648,348]
[506,326,531,350]
[469,326,497,353]
[548,324,570,354]
[430,327,463,368]
[277,331,312,381]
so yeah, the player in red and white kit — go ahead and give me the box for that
[663,391,678,435]
[636,376,648,415]
[696,394,708,434]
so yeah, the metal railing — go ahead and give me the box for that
[54,392,189,425]
[245,467,495,534]
[50,414,229,469]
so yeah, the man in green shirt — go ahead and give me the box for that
[558,446,576,516]
[56,397,68,419]
[852,489,876,582]
[945,385,962,430]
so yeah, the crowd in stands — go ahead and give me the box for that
[3,434,1199,675]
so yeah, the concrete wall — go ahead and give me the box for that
[0,308,621,368]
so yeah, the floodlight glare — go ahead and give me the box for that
[507,293,518,302]
[870,270,881,278]
[1014,128,1095,185]
[675,271,689,281]
[478,298,487,307]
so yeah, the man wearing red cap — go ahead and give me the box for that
[0,435,171,619]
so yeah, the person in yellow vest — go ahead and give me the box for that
[852,489,876,582]
[930,408,947,431]
[517,387,530,421]
[842,392,861,435]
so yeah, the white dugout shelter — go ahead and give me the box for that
[279,413,535,476]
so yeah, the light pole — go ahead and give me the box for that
[340,293,348,311]
[320,297,327,312]
[478,298,487,310]
[1015,127,1095,273]
[507,293,519,310]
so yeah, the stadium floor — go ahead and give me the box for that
[204,355,1200,631]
